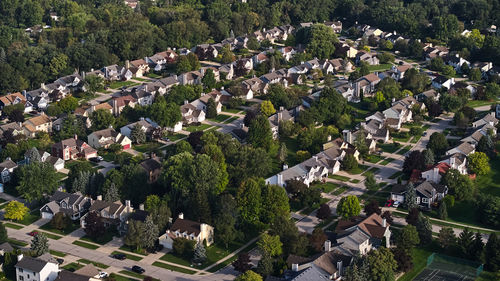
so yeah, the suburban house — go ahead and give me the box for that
[423,44,449,60]
[26,89,50,109]
[334,43,358,59]
[446,54,470,72]
[0,122,25,140]
[146,52,168,71]
[110,95,137,116]
[355,51,379,65]
[360,119,390,143]
[23,114,52,137]
[391,64,412,80]
[87,128,132,150]
[24,149,65,171]
[0,158,17,183]
[472,112,498,128]
[80,196,134,234]
[421,162,451,183]
[194,44,218,60]
[140,157,162,183]
[282,250,352,281]
[191,91,224,115]
[334,213,391,256]
[334,81,356,102]
[0,92,29,111]
[343,130,377,152]
[241,77,268,96]
[432,76,455,89]
[381,103,412,130]
[130,59,150,75]
[324,21,342,33]
[180,102,206,124]
[439,153,467,175]
[75,102,113,118]
[179,71,202,86]
[159,213,214,250]
[55,263,101,281]
[445,142,475,157]
[268,107,296,139]
[40,191,91,220]
[355,73,381,97]
[120,118,162,140]
[391,181,447,209]
[417,89,440,101]
[51,136,97,160]
[15,253,59,281]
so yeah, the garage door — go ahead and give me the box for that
[41,212,53,220]
[123,144,131,150]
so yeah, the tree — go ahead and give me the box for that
[477,135,495,157]
[442,65,456,77]
[364,200,381,216]
[393,247,414,273]
[485,233,500,271]
[257,233,282,257]
[205,98,218,119]
[201,68,216,90]
[130,124,146,144]
[416,213,432,245]
[364,172,378,191]
[404,183,417,210]
[4,201,28,221]
[173,238,195,260]
[247,115,272,150]
[243,110,257,127]
[85,75,105,95]
[256,253,273,277]
[58,96,79,113]
[233,252,252,272]
[236,178,262,225]
[0,222,7,244]
[299,24,338,59]
[125,219,146,251]
[316,203,331,220]
[84,212,106,239]
[396,225,420,252]
[90,109,115,130]
[438,201,448,220]
[142,215,158,250]
[403,150,425,175]
[442,169,474,201]
[470,232,484,262]
[367,247,398,281]
[342,154,358,171]
[485,83,500,100]
[260,100,276,117]
[31,233,49,257]
[423,149,435,166]
[193,243,207,264]
[337,195,361,219]
[247,37,260,50]
[309,228,327,252]
[50,212,70,230]
[406,207,420,226]
[235,270,262,281]
[149,98,182,128]
[382,211,394,225]
[469,68,482,81]
[260,184,289,224]
[467,152,490,175]
[427,132,448,156]
[438,227,456,250]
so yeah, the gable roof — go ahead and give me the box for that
[25,114,51,126]
[16,254,57,272]
[416,181,447,198]
[170,218,206,236]
[0,92,26,105]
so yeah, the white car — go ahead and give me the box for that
[393,201,401,208]
[99,272,108,279]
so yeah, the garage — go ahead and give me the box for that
[122,144,131,150]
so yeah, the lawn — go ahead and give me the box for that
[80,228,117,245]
[315,216,336,229]
[466,99,500,108]
[328,174,350,182]
[364,154,383,164]
[346,164,370,175]
[312,182,339,193]
[410,135,422,143]
[152,261,196,274]
[393,135,412,143]
[133,77,151,82]
[49,250,67,257]
[111,251,143,261]
[109,81,139,89]
[40,221,80,235]
[367,63,392,72]
[38,231,62,240]
[145,72,162,78]
[207,240,258,273]
[184,123,212,132]
[72,240,99,250]
[222,108,242,114]
[398,248,433,281]
[7,238,28,247]
[77,259,110,269]
[378,143,400,153]
[224,116,239,124]
[350,179,360,183]
[209,114,231,123]
[332,186,349,196]
[396,145,411,155]
[18,210,40,226]
[282,137,300,166]
[166,133,187,142]
[133,142,162,153]
[109,273,139,281]
[119,245,148,256]
[62,262,85,271]
[4,223,23,230]
[388,171,403,179]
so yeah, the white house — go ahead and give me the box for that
[16,254,59,281]
[421,162,451,183]
[159,213,214,249]
[432,76,455,90]
[87,128,132,150]
[0,158,17,183]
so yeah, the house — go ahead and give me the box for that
[192,91,223,114]
[179,71,202,86]
[0,122,25,141]
[80,196,133,234]
[241,77,267,96]
[110,95,137,116]
[421,162,451,183]
[75,103,113,118]
[253,52,268,65]
[0,158,17,183]
[24,149,64,171]
[102,65,132,81]
[146,53,168,71]
[439,153,467,175]
[382,103,412,130]
[334,81,356,101]
[131,90,154,106]
[363,27,383,38]
[355,51,379,65]
[16,253,59,281]
[52,136,97,161]
[194,44,218,60]
[334,213,391,255]
[159,76,180,92]
[343,130,378,152]
[472,112,498,128]
[279,46,296,61]
[432,76,455,90]
[392,64,412,80]
[446,54,470,72]
[355,73,381,97]
[281,250,352,281]
[416,181,448,209]
[23,114,52,137]
[0,242,13,256]
[140,157,162,183]
[0,92,29,111]
[180,103,206,124]
[334,43,358,59]
[268,107,295,139]
[88,128,132,150]
[423,44,449,60]
[40,191,91,220]
[159,213,214,249]
[445,142,475,157]
[324,21,342,33]
[218,64,234,80]
[329,58,353,73]
[360,119,390,143]
[417,89,440,102]
[26,89,50,109]
[56,263,101,281]
[130,59,150,75]
[120,118,161,140]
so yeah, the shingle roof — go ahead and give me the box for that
[170,218,203,236]
[16,254,56,272]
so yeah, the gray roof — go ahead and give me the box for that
[0,159,17,169]
[16,254,57,272]
[55,270,91,281]
[0,242,13,252]
[416,181,446,198]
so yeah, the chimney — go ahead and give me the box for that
[97,195,102,201]
[313,155,318,162]
[327,135,332,141]
[324,240,331,252]
[382,218,387,227]
[283,164,288,170]
[292,263,299,272]
[183,100,188,105]
[125,60,130,69]
[74,134,78,140]
[455,54,459,58]
[450,156,455,167]
[125,200,131,208]
[139,204,144,211]
[81,71,85,80]
[178,213,184,219]
[17,254,23,262]
[22,90,27,98]
[337,260,343,275]
[277,174,283,186]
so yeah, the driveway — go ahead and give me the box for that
[97,160,117,176]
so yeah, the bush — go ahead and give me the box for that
[173,238,195,260]
[50,212,71,230]
[409,127,423,136]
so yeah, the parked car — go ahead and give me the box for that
[112,253,126,260]
[56,258,64,265]
[384,199,394,207]
[393,201,401,208]
[132,265,145,274]
[99,272,108,278]
[90,156,104,162]
[28,231,39,236]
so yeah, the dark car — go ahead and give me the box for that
[132,265,145,274]
[56,258,64,265]
[112,253,126,260]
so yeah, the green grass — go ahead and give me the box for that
[184,123,212,132]
[282,137,300,166]
[396,145,412,155]
[145,72,161,78]
[4,223,23,229]
[72,240,99,250]
[393,135,412,143]
[222,108,242,114]
[38,231,62,240]
[55,172,67,182]
[367,63,392,72]
[7,238,28,247]
[209,114,231,123]
[18,210,40,225]
[224,116,239,124]
[388,171,403,179]
[133,142,162,153]
[80,228,116,245]
[109,273,139,281]
[466,99,500,108]
[346,164,370,175]
[40,221,80,235]
[119,245,148,256]
[152,261,196,274]
[332,186,349,196]
[398,248,433,281]
[49,250,67,257]
[350,179,360,183]
[328,174,350,182]
[316,216,336,229]
[166,133,187,142]
[62,262,85,271]
[112,251,143,261]
[207,240,258,273]
[364,154,383,164]
[118,270,159,281]
[133,77,151,82]
[77,258,110,269]
[109,81,139,89]
[312,182,339,193]
[379,158,393,165]
[477,271,500,281]
[410,135,422,143]
[378,143,400,153]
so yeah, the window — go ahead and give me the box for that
[422,198,428,203]
[18,268,23,273]
[18,277,23,281]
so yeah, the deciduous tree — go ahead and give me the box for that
[367,247,397,281]
[467,152,490,175]
[16,162,59,202]
[337,195,361,219]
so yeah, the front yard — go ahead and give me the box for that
[184,123,212,132]
[133,142,162,153]
[40,220,80,235]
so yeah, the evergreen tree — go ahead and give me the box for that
[205,98,218,118]
[201,69,216,90]
[458,228,474,255]
[247,115,273,151]
[233,252,252,272]
[142,215,159,250]
[130,123,146,144]
[404,182,417,210]
[278,142,287,163]
[256,253,273,277]
[125,220,145,251]
[470,232,484,262]
[438,201,448,220]
[438,227,456,251]
[416,214,432,245]
[193,242,207,264]
[477,135,494,157]
[30,233,49,257]
[485,233,500,271]
[422,149,435,166]
[72,170,91,194]
[104,183,121,202]
[0,222,7,243]
[2,252,17,280]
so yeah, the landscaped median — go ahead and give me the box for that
[152,261,197,274]
[72,240,99,250]
[119,270,160,281]
[4,222,23,229]
[77,258,110,269]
